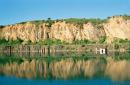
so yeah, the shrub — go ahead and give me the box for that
[0,25,5,28]
[99,36,106,43]
[72,39,96,45]
[0,38,23,45]
[114,44,119,49]
[0,39,8,45]
[113,38,130,44]
[45,18,54,28]
[64,18,106,26]
[37,39,65,45]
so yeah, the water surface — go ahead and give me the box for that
[0,51,130,85]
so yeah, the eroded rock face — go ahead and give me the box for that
[0,16,130,43]
[49,21,78,42]
[104,16,130,43]
[1,22,48,43]
[75,23,105,41]
[1,21,104,43]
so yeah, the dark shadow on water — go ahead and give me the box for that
[0,76,130,85]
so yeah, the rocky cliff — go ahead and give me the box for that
[104,16,130,43]
[0,16,130,43]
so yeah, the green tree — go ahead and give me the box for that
[46,18,53,28]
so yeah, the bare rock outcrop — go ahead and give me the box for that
[49,22,104,43]
[0,16,130,43]
[1,22,48,43]
[49,21,78,42]
[75,23,105,41]
[104,16,130,43]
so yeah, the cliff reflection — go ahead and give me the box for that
[105,57,130,81]
[0,57,130,81]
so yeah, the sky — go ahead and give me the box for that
[0,0,130,25]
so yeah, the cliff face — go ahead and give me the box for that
[49,22,105,42]
[1,22,49,43]
[0,16,130,43]
[49,21,77,42]
[104,16,130,43]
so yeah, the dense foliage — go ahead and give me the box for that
[0,25,5,28]
[0,38,130,45]
[0,38,23,45]
[37,39,67,45]
[72,39,96,45]
[113,38,130,44]
[64,18,107,27]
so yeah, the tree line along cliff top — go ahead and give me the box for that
[0,15,130,28]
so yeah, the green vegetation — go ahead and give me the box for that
[64,18,106,26]
[113,38,130,44]
[18,18,55,27]
[0,38,23,45]
[99,36,106,43]
[37,39,66,45]
[72,39,96,45]
[107,15,130,20]
[0,38,130,45]
[46,18,54,28]
[112,38,130,50]
[17,18,107,28]
[122,14,130,20]
[113,51,130,61]
[14,15,130,28]
[0,38,96,45]
[0,25,5,28]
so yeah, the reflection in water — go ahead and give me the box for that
[0,54,130,82]
[105,58,130,81]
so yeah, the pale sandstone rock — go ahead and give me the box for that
[104,16,130,43]
[49,21,78,43]
[1,22,48,43]
[75,23,105,41]
[0,16,130,43]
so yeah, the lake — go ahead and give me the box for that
[0,50,130,85]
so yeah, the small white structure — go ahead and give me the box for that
[99,48,106,54]
[96,48,107,54]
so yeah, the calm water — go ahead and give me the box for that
[0,51,130,85]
